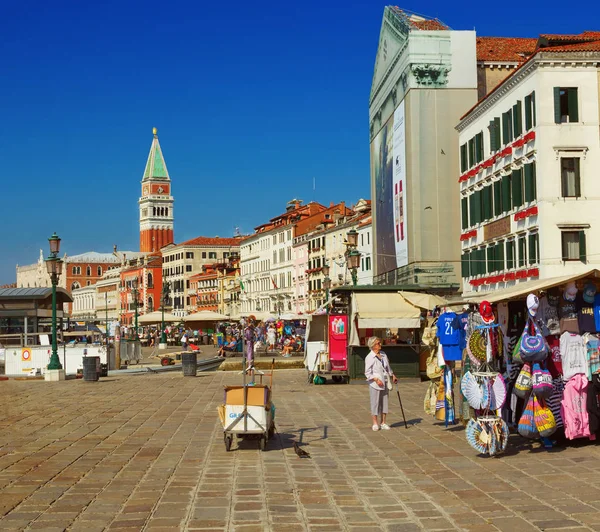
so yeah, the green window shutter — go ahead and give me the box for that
[482,186,492,221]
[461,252,470,278]
[502,112,509,144]
[513,101,523,137]
[497,241,505,271]
[489,120,497,152]
[502,174,511,212]
[579,230,587,262]
[493,180,502,216]
[478,132,484,162]
[469,194,476,225]
[568,88,579,122]
[461,197,468,229]
[506,241,514,270]
[525,94,532,130]
[494,118,501,150]
[532,91,536,126]
[554,87,562,123]
[524,163,536,202]
[512,169,523,208]
[528,234,537,265]
[487,247,494,274]
[460,144,468,173]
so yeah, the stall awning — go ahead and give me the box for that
[398,291,448,310]
[465,269,600,304]
[354,292,421,329]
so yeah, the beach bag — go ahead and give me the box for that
[532,363,553,400]
[533,396,557,438]
[426,349,443,380]
[514,363,532,399]
[520,317,548,362]
[518,394,539,439]
[435,378,446,421]
[561,374,591,440]
[424,381,438,416]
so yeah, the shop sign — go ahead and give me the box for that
[484,216,511,241]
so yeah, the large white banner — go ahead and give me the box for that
[393,101,408,268]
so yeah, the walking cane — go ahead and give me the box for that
[396,382,408,429]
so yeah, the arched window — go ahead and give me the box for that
[87,281,91,286]
[97,266,102,276]
[71,282,80,290]
[86,266,91,276]
[148,296,154,312]
[147,272,153,287]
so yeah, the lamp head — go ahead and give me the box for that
[347,249,361,270]
[346,229,358,247]
[322,262,330,277]
[48,232,61,255]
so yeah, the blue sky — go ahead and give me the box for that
[1,0,597,284]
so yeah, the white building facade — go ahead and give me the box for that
[458,42,600,296]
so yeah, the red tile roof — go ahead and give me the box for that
[476,37,537,63]
[410,19,448,31]
[178,236,242,247]
[539,32,600,42]
[540,40,600,53]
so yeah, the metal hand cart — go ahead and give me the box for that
[218,361,275,452]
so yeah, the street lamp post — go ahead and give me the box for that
[131,278,140,340]
[160,281,170,346]
[45,233,63,371]
[344,229,361,287]
[322,261,331,312]
[105,292,109,346]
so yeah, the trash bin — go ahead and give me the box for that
[83,356,100,382]
[100,363,108,377]
[182,353,197,376]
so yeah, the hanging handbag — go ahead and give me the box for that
[514,363,533,399]
[532,363,553,400]
[518,394,539,439]
[426,349,443,380]
[533,396,557,438]
[520,317,548,362]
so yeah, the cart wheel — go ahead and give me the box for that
[259,436,267,451]
[224,434,233,452]
[160,357,171,367]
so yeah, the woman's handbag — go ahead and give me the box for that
[532,363,553,400]
[386,373,394,391]
[533,396,557,437]
[514,363,533,399]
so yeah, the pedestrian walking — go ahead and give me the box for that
[364,336,398,431]
[244,319,255,368]
[181,332,188,351]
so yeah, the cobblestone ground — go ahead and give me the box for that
[1,370,600,531]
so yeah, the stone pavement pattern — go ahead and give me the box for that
[1,371,600,531]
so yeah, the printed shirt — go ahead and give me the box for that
[561,332,587,381]
[584,334,600,380]
[594,294,600,332]
[546,335,563,378]
[365,351,394,390]
[436,312,461,346]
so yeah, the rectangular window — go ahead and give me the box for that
[475,132,484,163]
[518,235,527,267]
[365,256,371,270]
[468,138,475,168]
[209,252,217,259]
[186,252,194,259]
[562,230,587,262]
[461,251,470,278]
[502,109,513,145]
[561,158,581,197]
[528,233,539,265]
[185,265,192,272]
[273,251,277,264]
[460,144,468,173]
[202,252,207,259]
[512,168,524,209]
[469,191,482,225]
[554,87,579,123]
[461,197,469,229]
[513,100,523,137]
[482,185,493,222]
[524,92,536,130]
[493,180,503,216]
[524,162,537,203]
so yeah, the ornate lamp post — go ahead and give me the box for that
[105,293,109,346]
[345,229,361,287]
[322,261,331,312]
[160,281,170,345]
[131,278,140,340]
[45,233,63,370]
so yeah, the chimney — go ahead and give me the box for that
[330,202,334,208]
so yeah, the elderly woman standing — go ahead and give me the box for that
[365,336,398,431]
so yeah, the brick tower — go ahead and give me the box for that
[139,128,174,252]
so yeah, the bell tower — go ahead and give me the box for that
[139,128,174,252]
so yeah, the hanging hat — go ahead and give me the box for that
[564,282,578,301]
[479,300,494,323]
[583,283,597,304]
[526,294,539,315]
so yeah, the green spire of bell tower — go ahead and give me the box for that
[142,127,170,181]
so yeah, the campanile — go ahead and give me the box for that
[139,128,174,252]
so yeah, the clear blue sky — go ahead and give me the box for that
[1,0,597,284]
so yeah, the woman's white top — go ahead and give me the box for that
[365,350,394,390]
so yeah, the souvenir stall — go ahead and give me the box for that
[457,269,600,455]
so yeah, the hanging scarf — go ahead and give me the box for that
[444,365,455,426]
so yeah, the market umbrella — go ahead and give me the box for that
[138,311,180,324]
[182,310,229,322]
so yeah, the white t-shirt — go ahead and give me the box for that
[560,332,587,381]
[364,351,393,390]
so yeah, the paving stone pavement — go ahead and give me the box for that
[1,370,600,531]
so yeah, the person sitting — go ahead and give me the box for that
[281,337,293,357]
[217,339,238,358]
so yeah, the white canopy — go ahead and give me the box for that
[183,310,229,322]
[138,311,180,324]
[398,291,448,310]
[353,292,421,329]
